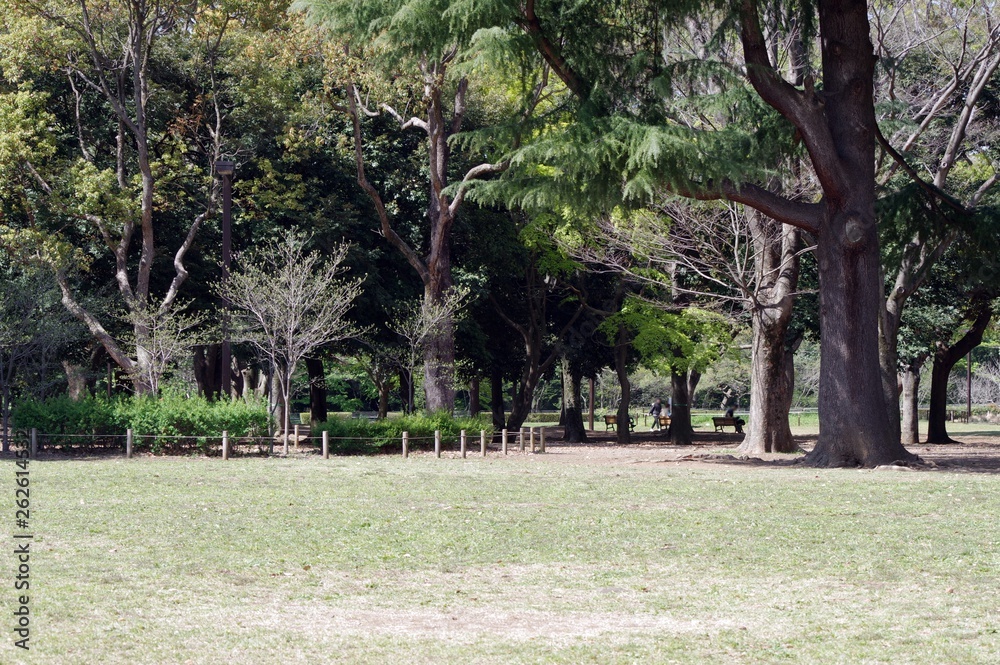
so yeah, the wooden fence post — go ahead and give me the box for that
[502,429,508,455]
[126,428,133,459]
[519,428,525,452]
[435,430,441,458]
[222,430,229,461]
[539,427,545,453]
[530,428,536,453]
[30,428,37,460]
[480,430,486,456]
[460,430,467,458]
[402,431,409,458]
[322,431,329,459]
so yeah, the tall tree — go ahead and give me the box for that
[486,0,919,465]
[873,0,1000,441]
[294,0,548,412]
[0,1,248,393]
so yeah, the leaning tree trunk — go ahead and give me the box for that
[899,359,924,445]
[927,306,992,443]
[561,357,587,443]
[305,358,327,425]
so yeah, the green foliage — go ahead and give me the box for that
[11,394,270,452]
[112,393,270,440]
[313,412,494,454]
[10,395,115,436]
[603,299,734,375]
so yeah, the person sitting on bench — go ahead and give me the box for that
[724,407,745,434]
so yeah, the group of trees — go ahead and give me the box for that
[2,0,999,466]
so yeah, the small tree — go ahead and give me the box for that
[217,234,363,446]
[122,300,208,395]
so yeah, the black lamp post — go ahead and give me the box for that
[215,160,235,399]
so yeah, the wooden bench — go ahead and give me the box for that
[657,415,671,430]
[712,416,742,432]
[604,414,635,431]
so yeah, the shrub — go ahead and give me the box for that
[11,395,115,435]
[11,393,269,453]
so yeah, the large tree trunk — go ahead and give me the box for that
[193,344,222,401]
[797,0,916,467]
[739,215,800,455]
[64,361,89,401]
[900,360,923,445]
[738,317,798,454]
[927,306,992,443]
[807,210,914,466]
[561,357,587,442]
[422,304,456,413]
[305,357,327,424]
[670,369,695,445]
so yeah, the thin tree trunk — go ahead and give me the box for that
[614,324,632,444]
[900,360,923,445]
[927,306,992,443]
[469,376,480,417]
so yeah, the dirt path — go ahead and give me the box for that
[530,428,1000,473]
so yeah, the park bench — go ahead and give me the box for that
[604,414,635,431]
[712,416,741,432]
[657,415,671,431]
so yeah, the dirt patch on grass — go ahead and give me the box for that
[511,428,1000,473]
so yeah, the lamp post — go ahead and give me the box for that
[215,160,235,399]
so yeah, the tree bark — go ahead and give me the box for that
[614,324,632,444]
[63,361,89,401]
[192,345,222,401]
[561,357,588,442]
[490,367,506,430]
[899,359,924,445]
[927,306,992,443]
[305,357,327,424]
[670,369,695,445]
[738,318,798,454]
[739,215,800,455]
[469,376,480,417]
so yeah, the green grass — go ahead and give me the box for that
[5,453,1000,663]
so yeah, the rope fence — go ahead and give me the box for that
[5,426,552,461]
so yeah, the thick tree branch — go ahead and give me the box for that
[347,84,430,286]
[518,0,590,100]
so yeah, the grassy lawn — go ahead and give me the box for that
[4,451,999,664]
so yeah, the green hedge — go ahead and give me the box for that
[313,413,494,455]
[11,394,270,452]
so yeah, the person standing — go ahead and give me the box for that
[649,398,663,431]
